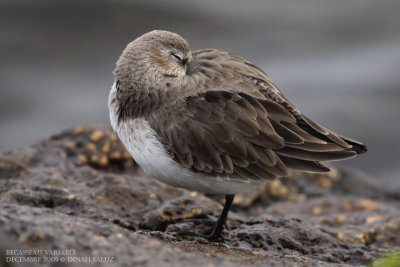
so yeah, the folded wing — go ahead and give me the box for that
[147,49,366,182]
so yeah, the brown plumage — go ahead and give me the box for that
[109,30,367,240]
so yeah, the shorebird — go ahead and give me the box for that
[108,30,367,240]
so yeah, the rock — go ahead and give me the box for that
[0,125,399,266]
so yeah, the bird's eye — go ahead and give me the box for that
[172,53,183,62]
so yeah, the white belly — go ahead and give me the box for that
[108,83,264,194]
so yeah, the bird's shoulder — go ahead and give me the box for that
[184,49,300,116]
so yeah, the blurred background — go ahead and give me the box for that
[0,0,399,186]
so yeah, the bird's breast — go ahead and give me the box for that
[109,82,186,183]
[109,82,170,175]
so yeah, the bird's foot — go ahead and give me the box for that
[175,195,234,242]
[176,216,226,241]
[176,228,223,241]
[178,214,228,228]
[180,217,218,226]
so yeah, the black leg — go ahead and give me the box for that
[207,194,234,240]
[177,194,235,241]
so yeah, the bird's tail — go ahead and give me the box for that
[340,135,368,154]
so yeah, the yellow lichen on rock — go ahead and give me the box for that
[90,130,104,142]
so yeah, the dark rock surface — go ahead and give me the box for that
[0,126,399,266]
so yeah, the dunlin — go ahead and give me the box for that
[108,30,367,240]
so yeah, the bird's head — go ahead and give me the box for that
[114,30,192,81]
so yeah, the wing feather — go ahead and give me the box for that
[144,49,366,182]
